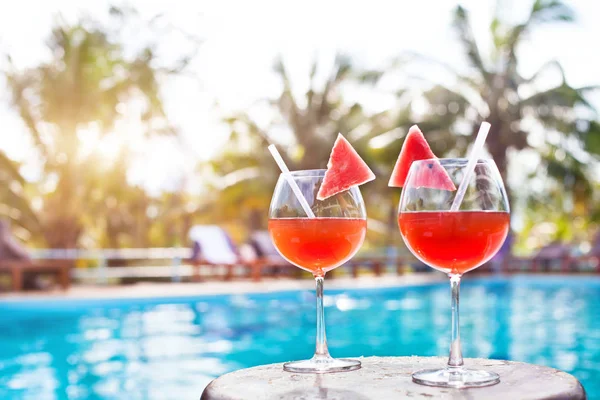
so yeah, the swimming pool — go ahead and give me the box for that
[0,276,598,399]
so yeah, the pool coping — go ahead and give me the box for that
[1,273,599,311]
[0,274,444,303]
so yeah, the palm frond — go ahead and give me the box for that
[522,84,599,111]
[452,6,491,84]
[490,17,506,51]
[273,57,303,134]
[317,55,351,124]
[525,60,566,84]
[404,51,482,91]
[333,54,353,81]
[4,70,48,154]
[542,146,592,201]
[0,188,42,236]
[505,1,574,75]
[530,0,575,24]
[581,121,600,156]
[354,69,386,85]
[423,85,470,110]
[306,57,318,110]
[0,151,25,186]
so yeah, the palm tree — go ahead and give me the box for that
[208,55,385,232]
[227,55,371,169]
[403,0,600,247]
[3,8,196,248]
[374,0,598,200]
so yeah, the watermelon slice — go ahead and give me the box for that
[388,125,456,191]
[317,134,376,200]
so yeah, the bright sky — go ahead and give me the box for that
[1,0,599,195]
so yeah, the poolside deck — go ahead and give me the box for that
[0,274,447,300]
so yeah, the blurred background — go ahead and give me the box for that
[1,0,600,399]
[0,0,598,254]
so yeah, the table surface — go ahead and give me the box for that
[201,356,586,400]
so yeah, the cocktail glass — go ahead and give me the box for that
[398,158,510,387]
[269,169,366,373]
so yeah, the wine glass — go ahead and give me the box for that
[398,158,510,387]
[268,169,366,373]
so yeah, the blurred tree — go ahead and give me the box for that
[402,0,599,195]
[3,8,197,248]
[359,0,599,249]
[207,56,418,248]
[208,56,379,232]
[445,0,600,245]
[365,0,598,195]
[0,151,42,238]
[224,55,369,169]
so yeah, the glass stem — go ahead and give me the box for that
[314,276,330,358]
[448,274,464,368]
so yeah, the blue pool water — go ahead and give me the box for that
[0,276,599,399]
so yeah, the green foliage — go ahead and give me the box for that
[206,55,403,246]
[0,151,42,237]
[393,0,598,249]
[1,1,597,253]
[1,7,197,248]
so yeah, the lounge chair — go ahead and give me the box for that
[246,231,293,279]
[531,242,572,273]
[189,225,284,281]
[189,225,242,281]
[570,233,600,273]
[0,259,72,291]
[0,220,72,291]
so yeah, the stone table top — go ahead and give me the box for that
[201,356,586,400]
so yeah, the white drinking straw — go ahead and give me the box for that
[450,122,491,212]
[268,144,316,218]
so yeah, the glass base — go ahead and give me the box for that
[412,367,500,388]
[283,356,361,374]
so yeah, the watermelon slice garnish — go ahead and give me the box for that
[388,125,456,191]
[317,134,376,201]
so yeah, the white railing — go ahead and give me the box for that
[25,247,417,285]
[29,248,193,284]
[30,247,191,260]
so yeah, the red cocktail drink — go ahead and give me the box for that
[395,152,511,388]
[268,165,369,374]
[399,211,509,275]
[269,217,366,276]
